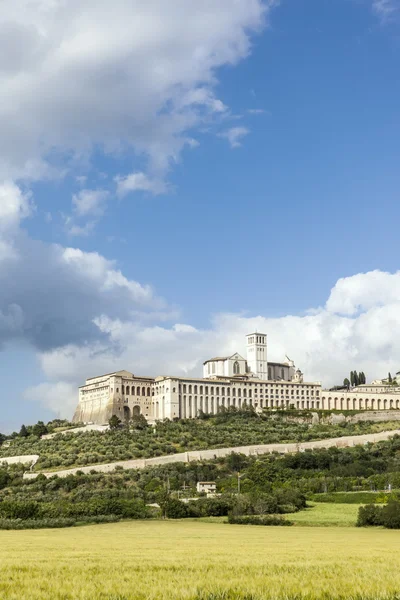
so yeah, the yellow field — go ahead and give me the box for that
[1,520,400,599]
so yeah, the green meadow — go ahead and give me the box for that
[1,518,400,600]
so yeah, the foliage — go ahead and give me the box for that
[19,425,29,438]
[310,492,390,504]
[108,415,121,430]
[350,371,366,386]
[357,504,384,527]
[1,410,397,473]
[227,514,293,526]
[164,498,192,519]
[357,500,400,529]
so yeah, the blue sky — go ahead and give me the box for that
[1,0,400,431]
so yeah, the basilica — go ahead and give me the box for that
[73,332,400,424]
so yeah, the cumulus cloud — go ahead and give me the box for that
[21,269,400,418]
[0,181,33,232]
[115,172,166,197]
[0,184,169,352]
[219,126,250,148]
[0,0,272,184]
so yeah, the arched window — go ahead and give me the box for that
[142,387,146,396]
[233,361,240,375]
[125,386,130,395]
[147,388,151,397]
[122,385,125,395]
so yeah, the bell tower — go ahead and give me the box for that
[246,333,268,380]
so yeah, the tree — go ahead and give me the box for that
[108,415,121,430]
[343,378,350,389]
[130,414,148,431]
[19,424,29,438]
[32,421,48,438]
[389,372,393,383]
[354,372,359,387]
[350,371,355,387]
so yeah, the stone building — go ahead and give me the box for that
[73,332,400,424]
[73,371,153,424]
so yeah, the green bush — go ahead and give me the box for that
[188,496,233,517]
[165,498,192,519]
[311,492,388,504]
[382,500,400,529]
[357,500,400,529]
[0,501,40,520]
[227,514,293,526]
[357,504,383,527]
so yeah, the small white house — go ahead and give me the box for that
[196,481,217,495]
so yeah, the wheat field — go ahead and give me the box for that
[1,520,400,599]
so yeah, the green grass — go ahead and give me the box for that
[284,502,362,527]
[1,520,400,599]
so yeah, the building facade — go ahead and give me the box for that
[73,333,400,424]
[73,370,154,424]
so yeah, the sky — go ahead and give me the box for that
[1,0,400,432]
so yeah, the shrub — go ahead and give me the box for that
[188,496,233,517]
[312,492,386,504]
[357,504,383,527]
[165,498,192,519]
[0,501,40,520]
[228,514,293,526]
[382,500,400,529]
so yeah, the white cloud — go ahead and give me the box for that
[372,0,399,21]
[21,269,400,418]
[247,108,266,115]
[0,181,32,231]
[24,381,78,417]
[0,181,33,260]
[0,193,169,353]
[115,172,166,197]
[219,126,250,148]
[0,0,274,184]
[72,189,110,217]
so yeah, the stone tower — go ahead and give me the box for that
[246,332,268,380]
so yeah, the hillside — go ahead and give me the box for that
[1,432,400,529]
[1,409,400,472]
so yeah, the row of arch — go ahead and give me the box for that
[180,385,253,398]
[180,395,254,418]
[123,405,141,420]
[177,394,400,417]
[321,397,400,410]
[121,385,151,397]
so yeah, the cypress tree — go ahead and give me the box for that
[350,371,355,387]
[19,424,28,438]
[389,372,393,383]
